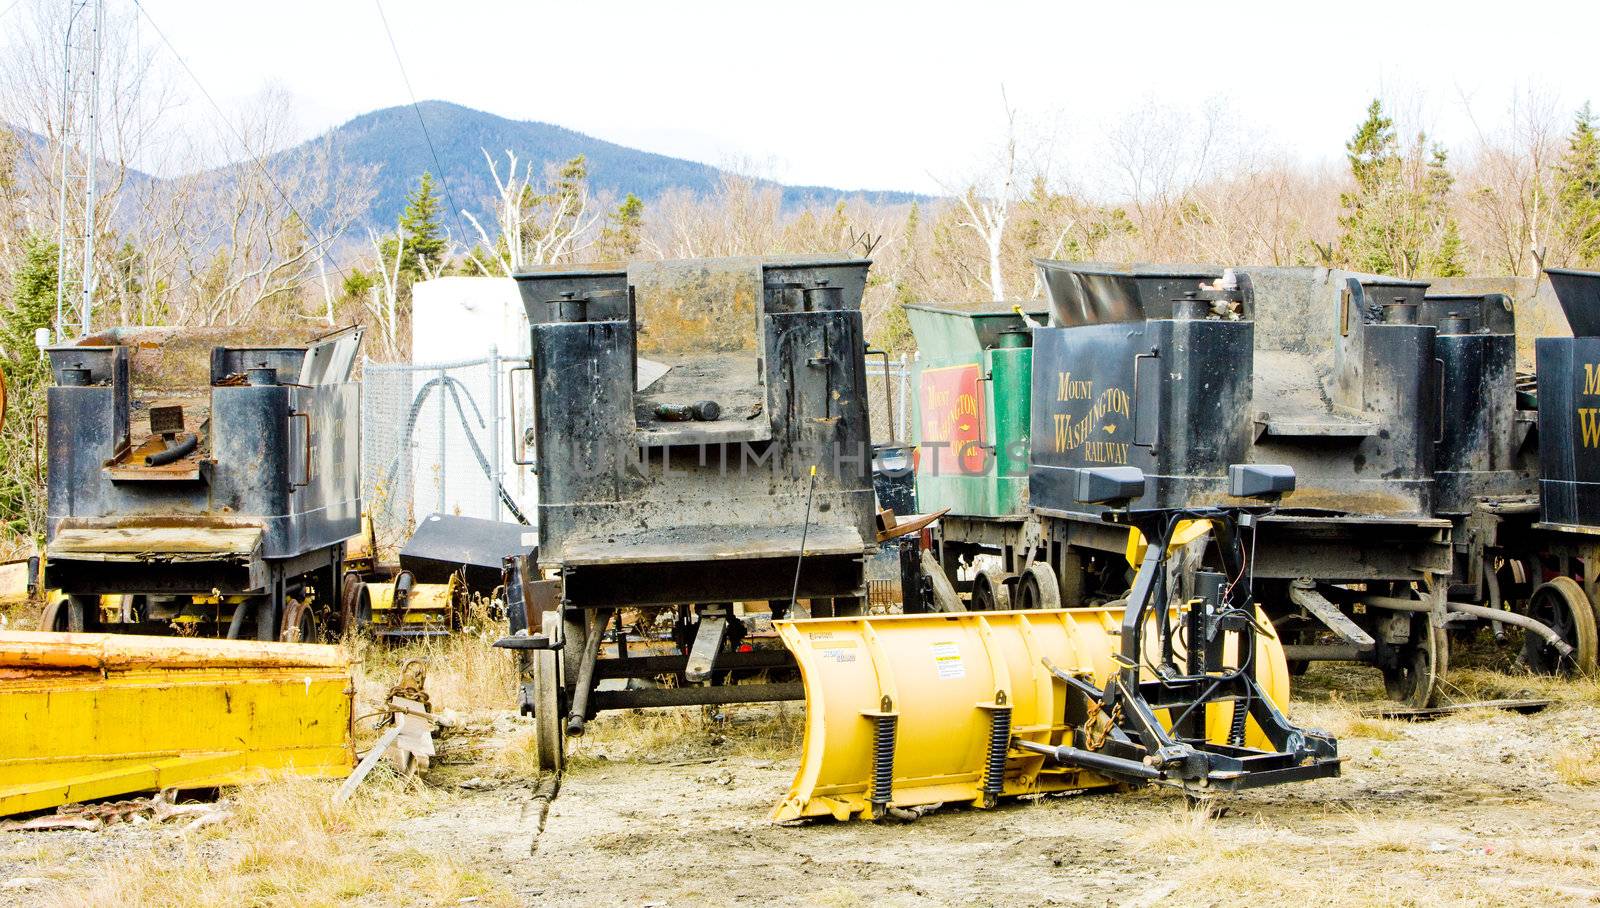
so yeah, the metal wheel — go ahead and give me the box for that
[280,596,316,643]
[920,549,961,613]
[972,568,1011,611]
[1015,562,1061,611]
[62,595,100,633]
[39,597,69,632]
[339,571,368,634]
[532,614,565,773]
[1383,619,1447,707]
[1523,577,1599,676]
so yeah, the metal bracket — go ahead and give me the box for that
[1289,581,1375,647]
[685,612,730,682]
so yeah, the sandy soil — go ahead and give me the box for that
[6,661,1600,907]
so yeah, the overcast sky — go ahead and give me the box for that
[8,0,1600,194]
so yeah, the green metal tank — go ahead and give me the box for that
[906,304,1041,518]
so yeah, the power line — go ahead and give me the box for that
[373,0,471,252]
[130,0,352,286]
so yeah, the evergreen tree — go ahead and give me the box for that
[398,172,447,277]
[0,236,61,540]
[1557,102,1600,266]
[596,193,644,261]
[1336,99,1462,278]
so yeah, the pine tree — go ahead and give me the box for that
[596,193,644,261]
[1557,102,1600,266]
[398,172,447,277]
[1336,99,1462,278]
[0,236,61,540]
[1338,100,1403,274]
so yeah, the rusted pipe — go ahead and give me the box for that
[1447,601,1573,657]
[565,608,612,736]
[1361,595,1573,657]
[1281,644,1367,662]
[1359,595,1432,613]
[145,433,198,466]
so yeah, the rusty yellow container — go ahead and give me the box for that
[0,631,354,816]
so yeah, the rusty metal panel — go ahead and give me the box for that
[0,631,353,817]
[514,256,876,609]
[46,525,263,561]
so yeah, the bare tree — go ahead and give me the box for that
[465,149,601,276]
[0,0,179,328]
[642,171,783,260]
[156,91,374,326]
[947,90,1021,302]
[364,223,406,358]
[1459,88,1564,276]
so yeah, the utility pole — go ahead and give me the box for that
[55,0,103,340]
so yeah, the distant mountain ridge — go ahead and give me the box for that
[267,100,928,226]
[5,101,929,231]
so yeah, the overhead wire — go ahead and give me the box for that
[129,0,353,286]
[372,0,472,250]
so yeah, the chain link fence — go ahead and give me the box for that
[360,350,533,553]
[358,351,910,552]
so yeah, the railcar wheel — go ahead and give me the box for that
[973,569,1011,611]
[280,597,316,643]
[532,614,564,773]
[1523,577,1598,676]
[1383,620,1447,708]
[920,549,961,613]
[39,597,69,632]
[1016,562,1061,611]
[60,595,101,633]
[339,571,366,634]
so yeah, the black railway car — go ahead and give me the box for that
[497,256,880,771]
[40,327,364,642]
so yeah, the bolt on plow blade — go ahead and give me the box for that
[772,606,1327,822]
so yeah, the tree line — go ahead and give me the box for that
[0,1,1598,553]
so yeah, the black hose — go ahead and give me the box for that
[225,597,253,640]
[376,375,530,526]
[146,433,198,466]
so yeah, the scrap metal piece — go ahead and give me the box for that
[0,631,353,818]
[1361,698,1553,721]
[401,513,535,592]
[684,613,729,683]
[1289,581,1376,647]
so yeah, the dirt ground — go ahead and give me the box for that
[6,646,1600,907]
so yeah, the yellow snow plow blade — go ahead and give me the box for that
[0,631,354,817]
[772,606,1290,822]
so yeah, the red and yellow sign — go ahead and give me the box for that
[919,364,986,475]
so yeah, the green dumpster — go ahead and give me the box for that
[907,304,1042,518]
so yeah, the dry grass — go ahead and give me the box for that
[352,599,518,718]
[40,769,515,908]
[1441,667,1600,707]
[1291,694,1406,742]
[1552,745,1600,786]
[561,700,804,768]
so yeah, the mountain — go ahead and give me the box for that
[266,101,928,227]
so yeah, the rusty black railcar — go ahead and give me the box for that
[498,257,878,771]
[1506,268,1600,673]
[1015,262,1538,707]
[41,327,364,641]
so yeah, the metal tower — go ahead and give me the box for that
[54,0,104,340]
